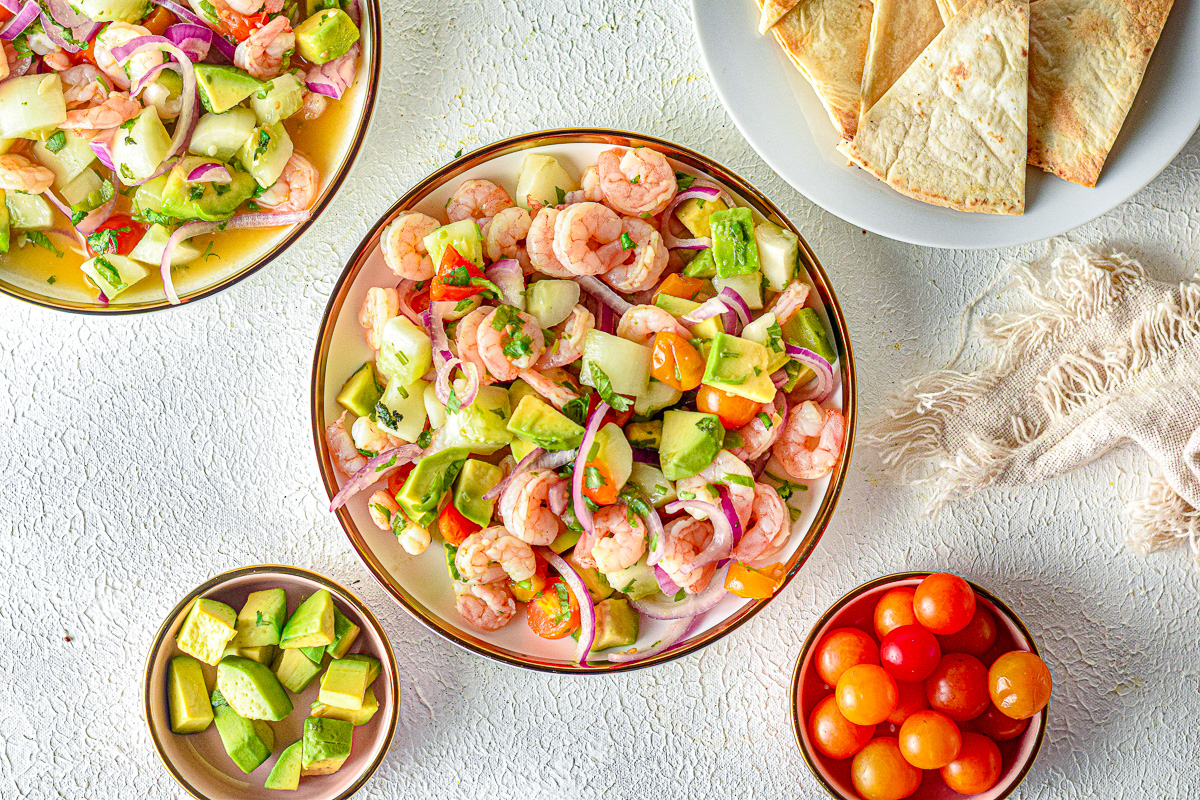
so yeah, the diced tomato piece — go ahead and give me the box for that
[437,500,481,546]
[653,274,708,303]
[385,461,417,498]
[581,459,619,506]
[649,331,704,391]
[84,214,146,258]
[141,6,177,34]
[586,392,633,428]
[510,553,548,602]
[429,245,487,302]
[526,577,581,639]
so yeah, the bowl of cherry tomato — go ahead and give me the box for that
[790,572,1051,800]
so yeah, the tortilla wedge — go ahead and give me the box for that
[758,0,803,34]
[861,0,945,117]
[1027,0,1175,188]
[759,0,874,140]
[839,0,1030,215]
[933,0,963,25]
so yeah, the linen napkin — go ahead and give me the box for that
[868,243,1200,568]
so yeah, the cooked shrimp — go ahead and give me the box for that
[256,153,319,213]
[562,165,603,204]
[140,77,182,120]
[516,367,583,411]
[94,23,157,90]
[397,519,432,555]
[526,207,574,277]
[381,212,439,280]
[475,307,546,382]
[774,400,845,480]
[578,505,647,573]
[0,155,54,194]
[60,93,141,131]
[298,88,327,121]
[225,0,264,15]
[367,490,399,531]
[499,469,564,546]
[358,287,398,350]
[454,581,516,631]
[60,65,108,109]
[326,411,367,476]
[732,482,790,564]
[534,304,594,369]
[603,216,669,293]
[659,517,717,595]
[446,179,513,224]
[454,305,496,383]
[728,394,787,462]
[552,201,624,276]
[352,414,403,454]
[456,527,536,583]
[597,147,678,216]
[769,280,810,325]
[483,206,531,263]
[676,450,756,527]
[616,304,692,346]
[234,16,294,80]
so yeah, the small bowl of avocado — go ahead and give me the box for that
[143,565,399,799]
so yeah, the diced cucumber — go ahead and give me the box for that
[755,220,799,292]
[515,153,576,209]
[33,130,96,188]
[128,224,202,267]
[375,315,432,385]
[423,382,447,430]
[375,378,430,443]
[5,192,53,230]
[526,279,580,328]
[0,75,66,139]
[134,175,169,217]
[440,387,513,455]
[682,248,716,279]
[70,0,153,22]
[424,220,483,270]
[59,168,103,209]
[628,462,676,508]
[80,254,151,299]
[112,107,173,183]
[0,191,8,253]
[248,73,304,126]
[633,378,682,419]
[191,108,258,162]
[587,423,633,494]
[238,121,293,188]
[581,330,651,398]
[713,272,764,310]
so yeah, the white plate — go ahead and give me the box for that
[692,0,1200,249]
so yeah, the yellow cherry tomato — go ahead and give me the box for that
[653,274,709,303]
[725,562,786,599]
[650,331,705,391]
[696,384,762,428]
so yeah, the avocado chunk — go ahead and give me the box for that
[683,248,717,279]
[603,556,661,601]
[625,420,662,451]
[160,156,257,222]
[341,653,381,685]
[272,647,323,694]
[301,717,353,776]
[565,550,613,602]
[222,644,276,664]
[195,63,263,114]
[311,686,378,726]
[397,447,470,527]
[709,207,760,278]
[337,362,383,417]
[167,655,213,734]
[549,528,582,554]
[702,332,777,404]
[216,656,294,721]
[279,590,336,649]
[453,458,504,527]
[675,196,728,238]
[326,608,361,659]
[176,598,238,666]
[506,394,585,451]
[660,410,725,481]
[231,588,288,648]
[0,190,8,254]
[590,597,640,651]
[294,8,360,65]
[654,293,723,339]
[264,740,303,791]
[211,692,275,774]
[318,658,371,710]
[509,437,538,464]
[300,645,326,664]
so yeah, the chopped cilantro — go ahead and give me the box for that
[44,131,66,153]
[24,231,63,258]
[587,364,632,412]
[92,256,126,291]
[756,411,774,428]
[454,148,463,158]
[85,226,130,256]
[374,401,403,430]
[620,232,635,250]
[46,276,56,284]
[675,172,695,190]
[695,416,722,438]
[555,186,566,205]
[416,429,433,448]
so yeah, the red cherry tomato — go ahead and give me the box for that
[808,694,873,760]
[898,710,962,769]
[969,703,1030,741]
[586,391,634,428]
[815,627,880,688]
[437,501,481,546]
[429,245,487,302]
[926,653,991,722]
[913,572,977,635]
[836,664,899,727]
[695,384,762,429]
[526,577,580,639]
[385,461,417,498]
[988,651,1052,720]
[879,624,942,683]
[873,586,918,639]
[850,738,922,800]
[938,605,998,657]
[83,214,146,258]
[941,732,1002,794]
[886,680,929,726]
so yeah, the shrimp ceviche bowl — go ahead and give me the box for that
[0,0,377,311]
[313,131,855,672]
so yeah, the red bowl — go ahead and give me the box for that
[790,572,1047,800]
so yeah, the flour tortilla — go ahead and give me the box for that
[861,0,944,116]
[934,0,963,24]
[1027,0,1175,187]
[760,0,874,140]
[758,0,803,34]
[840,0,1030,214]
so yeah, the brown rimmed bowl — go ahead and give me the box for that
[790,572,1048,800]
[143,565,400,800]
[310,128,857,673]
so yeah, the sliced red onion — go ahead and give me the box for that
[483,447,575,502]
[483,445,543,500]
[164,22,213,62]
[715,484,743,566]
[596,301,616,334]
[661,185,722,250]
[345,0,360,26]
[75,191,116,236]
[630,572,729,620]
[113,38,197,163]
[0,2,40,40]
[771,369,788,389]
[434,357,480,409]
[577,275,631,315]
[485,258,524,309]
[718,286,751,333]
[38,12,82,53]
[631,448,659,467]
[786,345,835,403]
[89,129,117,170]
[424,300,455,368]
[653,564,679,594]
[573,400,608,536]
[606,616,700,663]
[44,0,89,30]
[664,498,734,572]
[329,444,424,511]
[132,60,179,95]
[152,0,237,60]
[304,42,359,100]
[538,547,597,666]
[396,280,426,326]
[681,296,728,327]
[186,162,231,184]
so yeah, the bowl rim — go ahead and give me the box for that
[787,571,1049,800]
[0,0,383,316]
[309,126,858,674]
[141,563,401,800]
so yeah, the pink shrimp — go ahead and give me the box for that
[597,147,678,216]
[675,450,756,528]
[773,400,845,480]
[256,153,319,213]
[526,207,574,277]
[475,306,546,382]
[358,287,398,350]
[616,304,692,346]
[552,201,624,276]
[534,305,594,369]
[456,527,537,584]
[498,469,565,546]
[0,155,54,194]
[602,216,669,293]
[483,206,531,264]
[659,517,717,595]
[516,367,583,412]
[234,16,294,80]
[454,305,497,384]
[446,179,513,223]
[381,212,440,281]
[59,64,108,109]
[728,394,787,462]
[325,411,367,477]
[577,505,648,573]
[60,93,142,131]
[732,483,790,564]
[454,581,516,631]
[769,280,811,325]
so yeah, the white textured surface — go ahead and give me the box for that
[2,1,1199,797]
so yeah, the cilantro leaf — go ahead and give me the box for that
[587,365,632,412]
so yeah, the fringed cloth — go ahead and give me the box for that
[869,243,1200,568]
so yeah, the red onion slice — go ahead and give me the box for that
[596,301,616,334]
[483,445,543,500]
[771,369,788,389]
[664,498,734,572]
[186,162,231,183]
[606,616,700,663]
[433,357,480,408]
[680,296,727,325]
[785,345,835,403]
[329,444,424,511]
[305,42,359,99]
[715,484,743,565]
[424,300,455,368]
[113,38,197,163]
[38,12,82,53]
[485,258,524,308]
[653,564,679,594]
[123,155,180,187]
[89,130,117,171]
[576,275,631,315]
[0,2,39,40]
[717,286,751,333]
[630,572,729,620]
[482,448,574,502]
[75,191,116,236]
[164,22,213,62]
[548,480,569,515]
[538,547,597,666]
[396,280,426,326]
[661,185,722,250]
[573,400,608,536]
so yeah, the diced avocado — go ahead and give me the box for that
[303,0,339,16]
[195,64,263,114]
[510,437,538,463]
[80,254,151,300]
[318,658,371,710]
[336,362,383,417]
[160,156,257,222]
[424,219,483,270]
[507,378,538,410]
[441,386,513,455]
[782,307,836,389]
[633,378,682,419]
[128,223,202,267]
[683,248,717,279]
[238,121,293,189]
[515,153,577,209]
[374,377,430,443]
[660,410,724,481]
[702,332,777,404]
[279,590,336,650]
[713,271,764,310]
[628,462,676,508]
[587,423,633,495]
[294,8,360,65]
[301,717,353,776]
[625,420,662,451]
[223,644,276,664]
[709,207,760,278]
[581,330,652,398]
[755,220,799,291]
[525,279,579,326]
[549,527,581,554]
[674,196,728,238]
[176,598,238,666]
[249,72,304,126]
[507,395,585,451]
[216,656,293,721]
[590,598,640,651]
[133,175,168,217]
[264,740,304,791]
[604,557,660,601]
[231,588,288,648]
[375,314,433,385]
[271,647,323,694]
[189,108,257,162]
[653,293,723,339]
[212,696,275,774]
[0,191,8,254]
[453,458,504,527]
[6,191,54,230]
[167,655,212,734]
[565,550,613,602]
[342,653,382,685]
[311,686,378,726]
[326,608,361,659]
[397,447,470,527]
[34,130,96,189]
[741,312,789,374]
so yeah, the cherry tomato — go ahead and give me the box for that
[510,552,548,602]
[898,710,962,769]
[437,501,481,546]
[724,562,785,599]
[430,245,487,302]
[408,284,431,315]
[941,732,1002,794]
[385,461,417,498]
[653,274,709,303]
[969,703,1030,741]
[926,653,991,722]
[526,577,581,639]
[988,651,1052,720]
[695,384,762,429]
[586,391,633,428]
[0,5,10,20]
[938,605,998,657]
[208,0,268,41]
[880,624,942,683]
[649,331,705,391]
[83,214,146,258]
[141,6,177,34]
[873,586,918,639]
[581,458,619,506]
[850,738,922,800]
[886,681,929,726]
[836,664,899,726]
[913,572,977,635]
[815,627,879,688]
[808,694,873,760]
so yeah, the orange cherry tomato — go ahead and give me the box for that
[941,733,1002,794]
[83,214,147,258]
[437,501,481,546]
[988,651,1052,720]
[969,703,1030,741]
[649,331,705,391]
[898,710,962,769]
[808,695,873,760]
[886,680,929,726]
[724,561,785,599]
[836,664,899,726]
[913,572,977,635]
[526,577,581,639]
[581,458,619,506]
[695,384,762,429]
[653,274,708,303]
[141,6,177,35]
[938,605,998,657]
[815,627,880,688]
[429,245,486,302]
[510,553,548,602]
[850,738,922,800]
[873,586,918,639]
[926,653,991,722]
